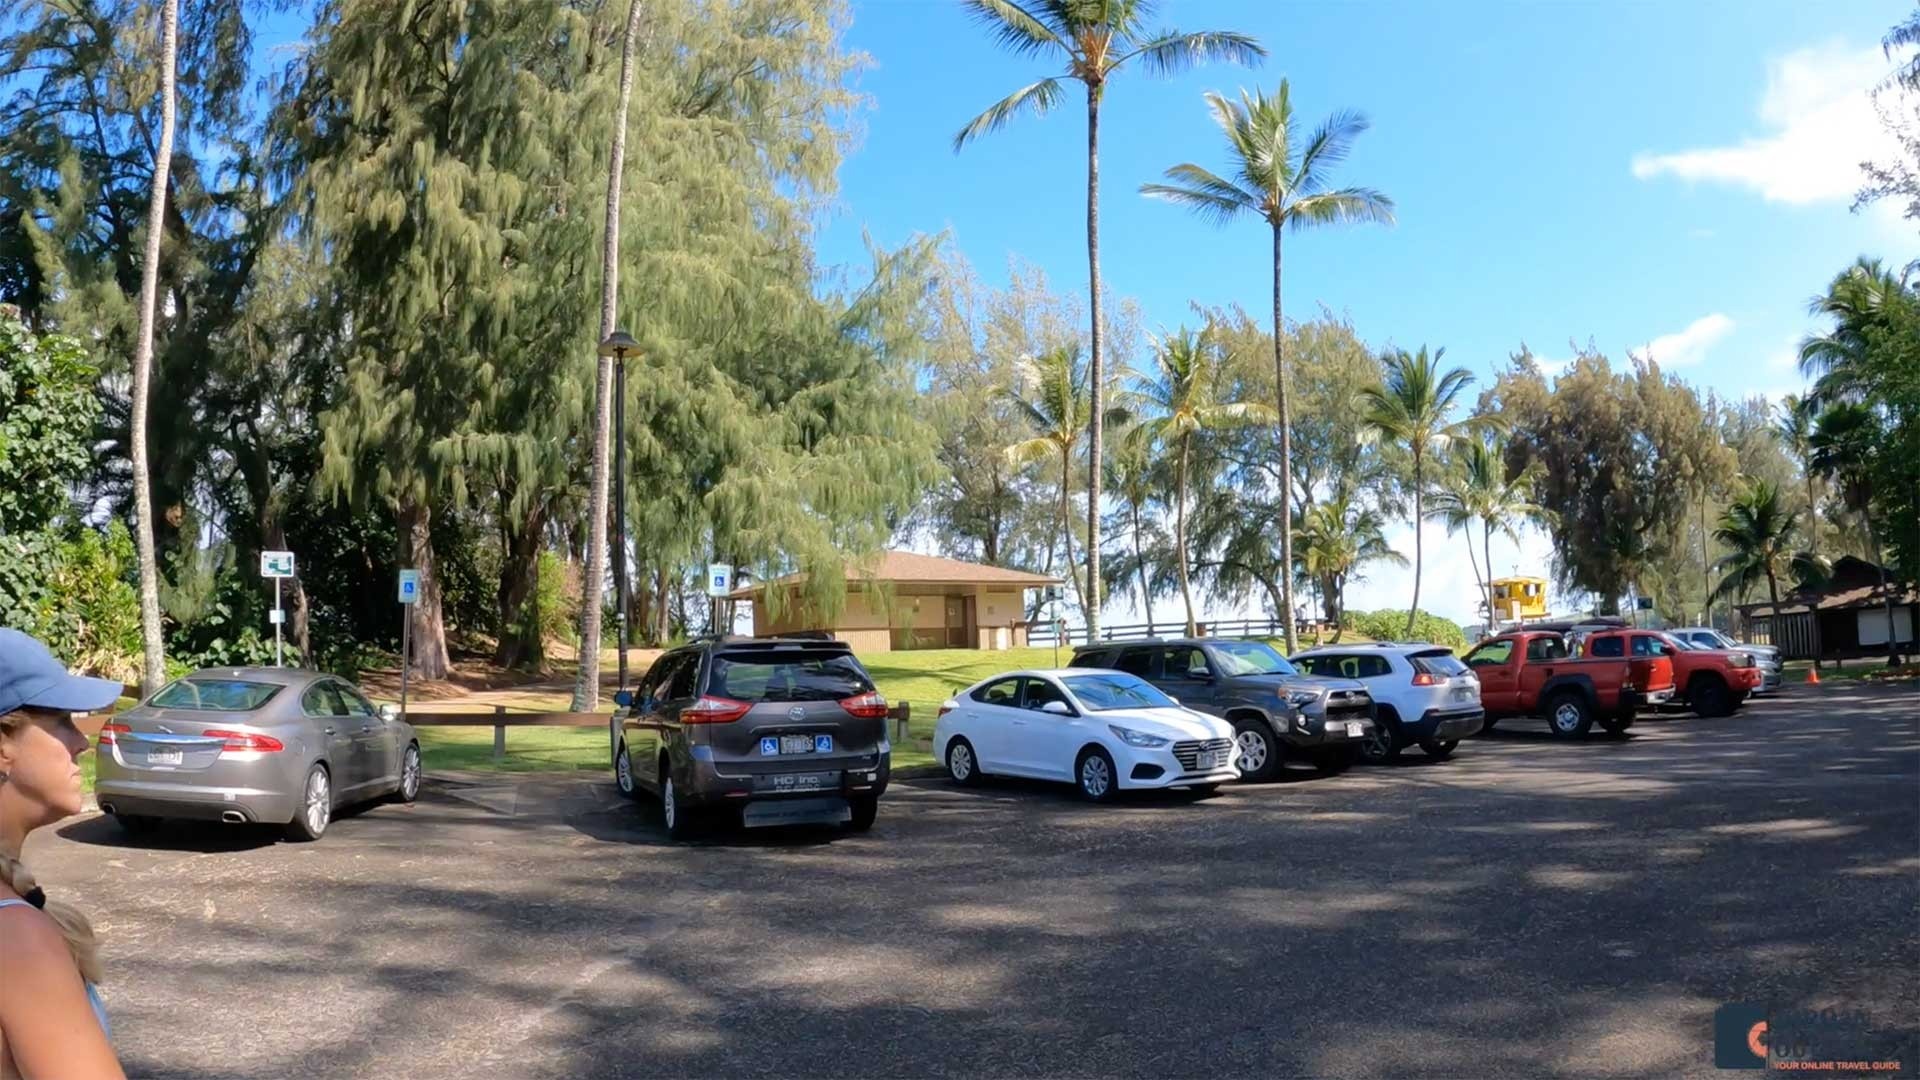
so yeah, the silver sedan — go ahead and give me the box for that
[94,667,421,841]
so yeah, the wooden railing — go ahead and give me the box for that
[405,701,915,762]
[1028,617,1311,647]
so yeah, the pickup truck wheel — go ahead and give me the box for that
[1231,718,1284,783]
[1547,693,1594,738]
[1598,712,1635,735]
[1357,712,1401,764]
[1417,737,1458,759]
[1691,677,1734,718]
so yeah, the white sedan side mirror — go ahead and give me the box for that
[1040,700,1073,716]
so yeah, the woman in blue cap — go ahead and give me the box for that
[0,628,126,1079]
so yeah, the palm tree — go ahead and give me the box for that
[1800,258,1917,406]
[1427,448,1494,627]
[1711,480,1828,624]
[1360,346,1478,638]
[573,0,648,711]
[1130,327,1276,636]
[129,0,180,694]
[1775,393,1821,552]
[1474,439,1547,625]
[1003,346,1117,625]
[956,1,1264,643]
[1105,438,1161,634]
[1294,493,1405,639]
[1141,80,1393,653]
[1812,403,1904,664]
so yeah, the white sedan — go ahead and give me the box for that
[934,669,1239,801]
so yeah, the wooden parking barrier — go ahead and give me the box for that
[889,700,911,743]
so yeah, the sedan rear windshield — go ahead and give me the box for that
[149,679,282,712]
[1061,673,1177,712]
[707,652,874,703]
[1410,650,1469,677]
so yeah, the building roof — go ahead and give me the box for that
[728,550,1061,599]
[1737,556,1920,617]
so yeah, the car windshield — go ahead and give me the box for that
[1705,631,1740,648]
[1209,641,1298,677]
[708,652,875,702]
[149,679,281,711]
[1062,673,1178,712]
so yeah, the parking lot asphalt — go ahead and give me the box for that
[25,683,1920,1079]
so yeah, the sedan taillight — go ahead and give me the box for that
[839,692,889,719]
[202,729,285,753]
[680,696,752,724]
[96,722,129,747]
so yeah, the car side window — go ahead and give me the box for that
[1021,678,1073,715]
[1159,646,1210,678]
[1115,649,1156,678]
[1631,635,1672,657]
[335,683,378,717]
[972,677,1022,707]
[301,683,348,717]
[1525,637,1566,662]
[1589,635,1625,658]
[1465,641,1513,667]
[665,654,701,700]
[1356,655,1392,678]
[1294,655,1331,675]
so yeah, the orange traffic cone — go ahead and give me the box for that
[1806,666,1821,685]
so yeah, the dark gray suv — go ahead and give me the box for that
[1069,638,1375,781]
[611,636,890,839]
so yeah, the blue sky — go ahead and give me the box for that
[820,0,1916,626]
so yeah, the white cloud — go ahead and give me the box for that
[1631,41,1902,205]
[1635,312,1735,368]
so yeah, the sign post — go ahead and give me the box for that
[705,563,732,635]
[397,570,420,719]
[260,551,296,666]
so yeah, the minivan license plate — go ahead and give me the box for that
[780,734,814,755]
[146,749,183,767]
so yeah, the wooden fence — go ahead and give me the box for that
[1027,617,1312,647]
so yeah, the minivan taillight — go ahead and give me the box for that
[839,692,888,719]
[681,696,751,724]
[201,729,285,753]
[97,722,129,747]
[1411,672,1439,687]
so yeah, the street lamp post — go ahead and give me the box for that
[599,330,639,690]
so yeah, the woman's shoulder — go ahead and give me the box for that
[0,901,75,976]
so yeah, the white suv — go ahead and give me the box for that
[1292,643,1484,763]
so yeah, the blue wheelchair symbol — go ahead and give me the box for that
[813,734,833,754]
[759,736,779,756]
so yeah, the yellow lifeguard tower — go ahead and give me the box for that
[1489,576,1549,620]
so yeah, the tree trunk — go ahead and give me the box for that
[1865,516,1902,665]
[1058,449,1088,625]
[1176,434,1197,637]
[1083,84,1105,641]
[1407,450,1424,638]
[129,0,179,695]
[1271,223,1298,653]
[494,502,548,670]
[1331,573,1347,642]
[1699,497,1711,625]
[1482,519,1497,629]
[1462,523,1483,631]
[397,498,451,681]
[655,566,671,644]
[1129,495,1153,634]
[572,0,647,711]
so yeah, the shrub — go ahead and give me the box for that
[1344,609,1469,650]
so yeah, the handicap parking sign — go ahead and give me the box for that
[813,734,833,753]
[759,736,779,756]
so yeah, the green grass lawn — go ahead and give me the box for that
[417,725,608,774]
[1782,658,1919,683]
[861,645,1066,769]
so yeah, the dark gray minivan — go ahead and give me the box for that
[611,636,890,839]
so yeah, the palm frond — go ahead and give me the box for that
[1295,108,1369,183]
[1194,400,1278,426]
[1139,162,1258,227]
[961,0,1066,59]
[1003,435,1059,468]
[954,77,1065,152]
[1120,29,1266,76]
[1285,187,1397,230]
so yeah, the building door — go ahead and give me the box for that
[946,596,966,648]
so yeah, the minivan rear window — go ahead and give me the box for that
[1410,650,1468,677]
[708,652,874,703]
[149,679,282,712]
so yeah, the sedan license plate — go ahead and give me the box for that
[146,749,183,767]
[1345,721,1365,738]
[1194,750,1224,771]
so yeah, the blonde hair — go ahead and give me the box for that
[0,712,103,985]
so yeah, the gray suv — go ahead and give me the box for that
[1069,639,1375,781]
[611,636,890,840]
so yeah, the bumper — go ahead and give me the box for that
[1754,669,1784,693]
[682,751,890,819]
[1119,751,1240,790]
[1280,713,1376,749]
[1404,708,1486,742]
[93,779,300,825]
[1622,687,1674,711]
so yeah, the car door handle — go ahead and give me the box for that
[324,726,336,735]
[1012,718,1028,725]
[360,725,375,734]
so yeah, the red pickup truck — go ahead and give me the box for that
[1567,628,1762,717]
[1462,629,1677,737]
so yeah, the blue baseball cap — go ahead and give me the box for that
[0,629,124,716]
